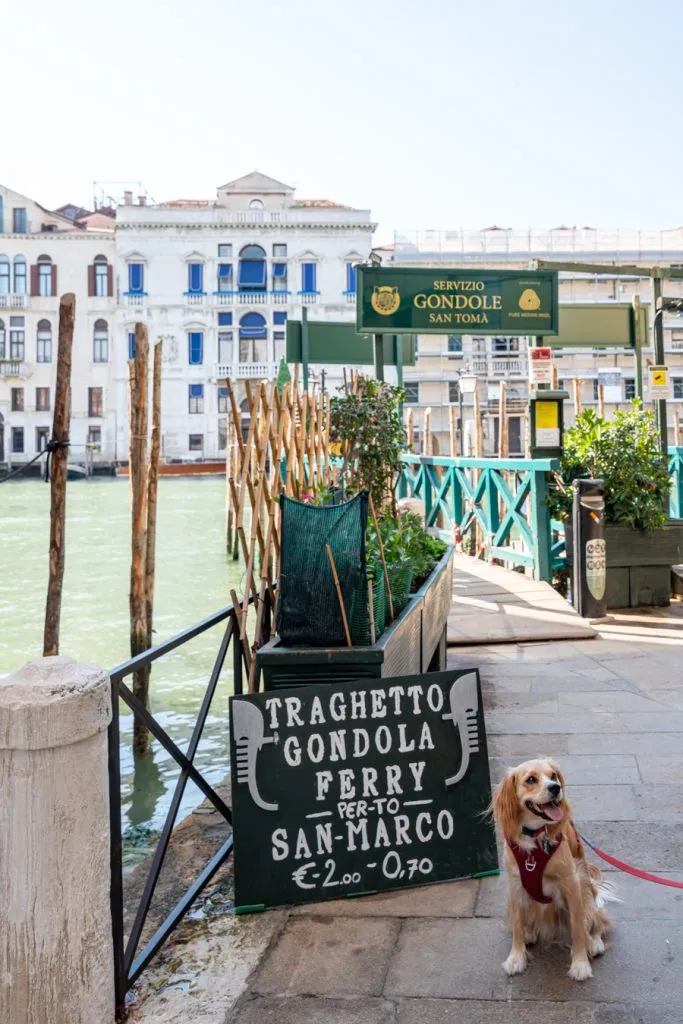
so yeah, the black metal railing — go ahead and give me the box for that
[108,593,263,1018]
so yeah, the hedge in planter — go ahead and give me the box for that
[547,404,680,607]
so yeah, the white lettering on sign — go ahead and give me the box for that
[585,537,606,601]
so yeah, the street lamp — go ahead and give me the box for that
[456,372,478,458]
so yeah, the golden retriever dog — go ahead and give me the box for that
[492,758,614,981]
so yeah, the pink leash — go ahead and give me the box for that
[581,834,683,890]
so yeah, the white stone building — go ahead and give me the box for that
[0,185,116,467]
[391,228,683,455]
[114,172,375,462]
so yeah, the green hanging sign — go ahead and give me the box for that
[357,266,559,336]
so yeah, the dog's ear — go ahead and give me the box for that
[491,770,519,838]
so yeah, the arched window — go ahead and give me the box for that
[36,320,52,363]
[13,256,26,294]
[238,244,267,292]
[94,255,109,297]
[93,319,108,363]
[239,312,267,364]
[0,257,9,295]
[249,198,264,211]
[0,318,5,358]
[38,255,53,297]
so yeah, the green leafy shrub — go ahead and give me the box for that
[546,404,670,531]
[329,375,406,513]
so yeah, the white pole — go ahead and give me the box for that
[0,657,114,1024]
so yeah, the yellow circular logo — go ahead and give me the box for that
[371,285,400,316]
[519,288,541,311]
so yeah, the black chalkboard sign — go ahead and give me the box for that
[230,669,498,912]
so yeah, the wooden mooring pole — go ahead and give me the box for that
[43,293,75,656]
[129,323,150,755]
[145,341,162,655]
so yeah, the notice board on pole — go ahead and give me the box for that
[230,669,498,912]
[286,320,416,367]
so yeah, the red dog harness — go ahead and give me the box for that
[507,832,564,904]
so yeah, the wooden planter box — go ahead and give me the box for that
[256,546,455,691]
[604,521,683,608]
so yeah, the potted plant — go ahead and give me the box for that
[256,377,455,688]
[547,404,682,607]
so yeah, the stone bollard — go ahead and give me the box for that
[0,657,114,1024]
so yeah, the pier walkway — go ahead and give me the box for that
[130,569,683,1024]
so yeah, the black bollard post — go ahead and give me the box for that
[572,478,607,619]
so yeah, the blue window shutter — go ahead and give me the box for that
[188,263,203,292]
[218,312,233,326]
[346,263,357,293]
[272,262,287,278]
[218,263,233,278]
[189,383,204,398]
[218,386,229,398]
[128,332,135,360]
[188,332,204,365]
[302,262,316,292]
[238,260,267,288]
[129,263,143,293]
[273,311,287,325]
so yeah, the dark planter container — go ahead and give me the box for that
[256,545,455,691]
[568,519,683,607]
[603,521,683,608]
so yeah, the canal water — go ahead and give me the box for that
[0,477,245,841]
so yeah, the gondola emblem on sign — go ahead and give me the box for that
[371,285,401,316]
[519,288,542,311]
[443,672,480,786]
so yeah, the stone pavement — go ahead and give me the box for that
[226,609,683,1024]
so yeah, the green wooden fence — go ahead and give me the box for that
[399,454,559,582]
[399,449,683,584]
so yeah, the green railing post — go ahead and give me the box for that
[530,468,552,582]
[423,460,434,526]
[486,469,500,553]
[668,446,683,519]
[451,465,463,532]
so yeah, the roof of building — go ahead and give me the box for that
[75,210,116,232]
[293,199,354,209]
[54,203,92,221]
[159,199,212,208]
[217,171,294,194]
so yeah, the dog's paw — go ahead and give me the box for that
[503,950,528,976]
[588,936,605,958]
[568,959,593,981]
[524,928,539,947]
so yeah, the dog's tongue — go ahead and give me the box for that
[543,803,564,822]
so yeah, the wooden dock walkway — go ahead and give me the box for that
[447,555,597,646]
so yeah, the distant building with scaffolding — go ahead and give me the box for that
[390,226,683,456]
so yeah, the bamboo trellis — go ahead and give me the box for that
[224,378,333,690]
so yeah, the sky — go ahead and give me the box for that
[6,0,683,243]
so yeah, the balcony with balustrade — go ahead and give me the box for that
[472,355,526,376]
[215,362,278,380]
[0,360,31,378]
[0,294,28,310]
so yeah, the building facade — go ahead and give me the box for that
[391,228,683,455]
[1,172,374,469]
[0,185,116,467]
[113,172,375,462]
